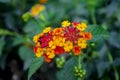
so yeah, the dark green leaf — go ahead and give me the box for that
[97,61,110,78]
[0,0,10,3]
[12,35,25,46]
[18,46,34,70]
[23,20,44,39]
[0,37,5,57]
[108,32,120,48]
[113,58,120,67]
[56,57,78,80]
[28,57,44,80]
[86,25,110,42]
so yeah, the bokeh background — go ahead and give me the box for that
[0,0,120,80]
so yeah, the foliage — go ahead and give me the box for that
[0,0,120,80]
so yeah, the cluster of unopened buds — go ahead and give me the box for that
[56,57,66,68]
[33,20,92,62]
[73,65,86,80]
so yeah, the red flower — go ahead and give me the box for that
[64,27,80,43]
[72,22,79,27]
[39,34,52,48]
[54,46,64,54]
[33,46,38,53]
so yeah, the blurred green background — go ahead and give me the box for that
[0,0,120,80]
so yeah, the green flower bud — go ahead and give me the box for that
[56,56,66,68]
[22,12,32,22]
[73,65,86,79]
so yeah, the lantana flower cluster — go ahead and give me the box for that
[33,21,92,62]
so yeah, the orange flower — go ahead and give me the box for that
[53,28,63,36]
[72,46,81,55]
[44,54,51,63]
[83,32,92,40]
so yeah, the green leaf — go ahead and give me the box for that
[12,35,25,46]
[23,20,44,39]
[19,46,33,61]
[0,37,5,57]
[28,57,44,80]
[0,0,10,3]
[86,25,110,42]
[56,57,78,80]
[97,61,110,78]
[113,58,120,67]
[108,32,120,48]
[18,46,34,70]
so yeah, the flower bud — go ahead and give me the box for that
[22,12,32,22]
[73,65,86,79]
[56,56,66,68]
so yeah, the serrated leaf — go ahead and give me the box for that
[28,57,44,80]
[86,25,110,42]
[56,57,78,80]
[0,37,5,57]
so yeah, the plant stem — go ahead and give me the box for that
[90,8,97,25]
[77,54,81,80]
[108,52,119,80]
[78,54,81,66]
[78,77,81,80]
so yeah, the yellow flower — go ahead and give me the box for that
[35,48,44,58]
[77,22,87,31]
[62,20,71,27]
[46,48,55,59]
[33,35,39,43]
[78,38,87,49]
[36,42,41,46]
[64,41,73,52]
[55,37,65,47]
[43,27,51,33]
[38,33,44,37]
[31,4,45,17]
[81,22,87,29]
[49,41,56,49]
[33,33,44,43]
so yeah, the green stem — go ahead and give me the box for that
[78,54,82,80]
[78,77,81,80]
[108,52,119,80]
[90,8,97,25]
[78,54,81,67]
